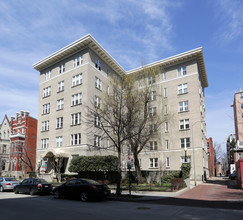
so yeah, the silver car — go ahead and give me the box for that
[0,177,19,192]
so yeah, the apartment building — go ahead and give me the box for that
[231,90,243,161]
[33,34,208,181]
[0,115,10,175]
[9,111,37,178]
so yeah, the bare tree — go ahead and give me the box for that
[50,154,64,183]
[213,142,223,163]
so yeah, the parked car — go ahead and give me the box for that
[13,178,53,195]
[229,172,236,180]
[0,177,19,192]
[53,178,110,202]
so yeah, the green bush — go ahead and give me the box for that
[181,163,191,179]
[171,178,185,191]
[161,171,180,184]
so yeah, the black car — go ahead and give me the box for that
[13,178,53,195]
[53,178,110,202]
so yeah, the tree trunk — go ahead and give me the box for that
[133,152,144,184]
[116,148,122,195]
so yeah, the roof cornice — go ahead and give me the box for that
[126,47,208,88]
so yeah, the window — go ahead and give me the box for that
[241,103,243,109]
[150,91,156,101]
[150,158,158,168]
[94,135,102,147]
[72,73,82,86]
[240,93,243,99]
[56,136,63,147]
[178,66,187,76]
[73,55,83,67]
[95,77,102,90]
[58,81,64,92]
[165,140,169,150]
[41,139,49,149]
[71,113,81,125]
[164,105,168,115]
[56,117,63,129]
[163,72,166,80]
[150,141,157,151]
[164,88,167,97]
[72,93,82,106]
[57,99,64,110]
[95,96,101,108]
[165,122,169,132]
[149,107,157,117]
[149,124,157,133]
[2,145,7,154]
[178,83,188,94]
[71,133,81,145]
[178,101,189,112]
[181,156,191,164]
[44,70,51,80]
[41,121,49,131]
[43,86,51,97]
[148,75,156,85]
[59,63,65,74]
[166,157,170,167]
[180,119,190,130]
[181,138,190,148]
[94,115,101,127]
[42,103,50,114]
[95,59,102,71]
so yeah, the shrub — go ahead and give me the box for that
[171,178,185,191]
[161,171,180,184]
[181,163,191,179]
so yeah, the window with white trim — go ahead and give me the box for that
[41,139,49,149]
[163,72,166,80]
[164,105,168,115]
[42,103,50,114]
[149,107,157,117]
[43,86,51,97]
[164,88,167,97]
[72,73,82,86]
[150,91,156,101]
[94,135,102,147]
[56,117,63,129]
[180,138,190,148]
[149,124,157,133]
[150,141,158,151]
[240,93,243,99]
[94,115,101,127]
[71,113,81,126]
[148,75,156,85]
[95,59,102,71]
[95,77,102,90]
[178,101,189,112]
[56,136,63,147]
[177,66,187,77]
[95,96,101,108]
[165,122,169,132]
[57,99,64,110]
[178,83,188,94]
[73,55,83,67]
[181,156,191,164]
[150,158,158,168]
[180,119,190,130]
[41,121,49,131]
[72,93,82,106]
[58,81,64,92]
[166,157,170,167]
[71,133,81,145]
[166,140,169,150]
[59,63,65,74]
[44,70,51,81]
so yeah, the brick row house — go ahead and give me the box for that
[33,34,209,182]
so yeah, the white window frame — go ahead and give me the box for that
[56,117,63,129]
[166,157,170,167]
[72,73,83,86]
[181,156,191,164]
[166,140,169,150]
[43,86,51,97]
[95,59,102,71]
[163,72,166,80]
[178,66,187,77]
[148,75,156,85]
[73,55,83,67]
[71,133,81,145]
[57,81,64,92]
[44,70,51,81]
[180,138,190,148]
[59,63,65,74]
[94,115,101,127]
[180,119,190,130]
[149,107,157,117]
[178,101,189,112]
[95,77,102,90]
[150,141,158,151]
[165,122,169,132]
[41,121,49,131]
[41,139,49,149]
[56,136,63,147]
[151,91,156,101]
[42,103,50,114]
[72,93,82,106]
[164,88,167,97]
[57,99,64,110]
[149,158,158,168]
[71,113,81,126]
[178,83,188,94]
[95,96,101,108]
[94,135,102,147]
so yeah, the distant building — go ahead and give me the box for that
[231,90,243,162]
[0,115,10,175]
[33,34,208,182]
[207,137,216,177]
[9,111,37,178]
[226,134,236,171]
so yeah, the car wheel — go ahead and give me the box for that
[30,189,35,195]
[53,190,61,199]
[14,188,19,194]
[80,192,88,202]
[0,186,4,192]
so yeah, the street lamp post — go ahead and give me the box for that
[192,120,205,186]
[184,146,187,163]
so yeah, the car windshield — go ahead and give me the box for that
[35,179,48,183]
[85,179,100,185]
[5,178,17,181]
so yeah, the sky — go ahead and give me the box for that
[0,0,242,152]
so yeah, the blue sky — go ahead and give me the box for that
[0,0,242,151]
